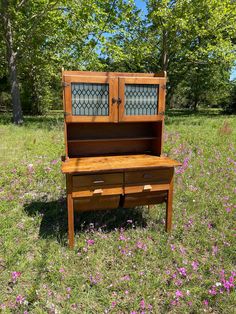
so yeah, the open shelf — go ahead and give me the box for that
[68,137,156,143]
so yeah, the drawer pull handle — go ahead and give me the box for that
[143,184,152,191]
[93,189,103,195]
[143,174,153,178]
[93,180,104,184]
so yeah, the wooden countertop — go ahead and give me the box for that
[61,154,181,174]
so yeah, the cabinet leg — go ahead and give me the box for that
[66,174,74,248]
[166,181,174,232]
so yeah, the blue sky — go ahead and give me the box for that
[134,0,236,80]
[135,0,147,15]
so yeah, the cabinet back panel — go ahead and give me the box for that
[67,122,155,140]
[68,139,153,157]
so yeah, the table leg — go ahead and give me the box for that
[66,174,74,248]
[166,179,174,232]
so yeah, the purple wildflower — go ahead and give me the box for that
[178,267,187,277]
[16,295,25,304]
[140,299,145,309]
[11,271,21,283]
[86,239,95,246]
[136,241,147,251]
[191,261,199,271]
[175,290,183,298]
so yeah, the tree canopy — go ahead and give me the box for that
[0,0,235,123]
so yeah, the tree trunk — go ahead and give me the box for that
[162,30,168,71]
[2,1,23,124]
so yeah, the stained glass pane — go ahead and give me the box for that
[71,83,109,116]
[125,84,158,115]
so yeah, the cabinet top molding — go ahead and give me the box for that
[62,70,167,78]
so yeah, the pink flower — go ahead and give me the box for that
[111,301,116,308]
[140,299,145,309]
[225,207,231,213]
[119,234,127,241]
[59,268,65,273]
[11,271,21,283]
[86,239,95,246]
[209,286,217,295]
[16,295,25,304]
[203,299,209,306]
[175,290,183,298]
[121,275,131,281]
[191,261,199,271]
[170,244,175,251]
[222,276,234,293]
[136,241,147,251]
[27,164,34,174]
[51,159,58,165]
[177,267,187,277]
[212,245,218,255]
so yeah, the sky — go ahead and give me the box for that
[134,0,236,80]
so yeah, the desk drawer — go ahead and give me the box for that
[123,191,167,208]
[125,183,170,194]
[73,173,123,187]
[74,195,120,211]
[72,185,123,198]
[125,169,173,184]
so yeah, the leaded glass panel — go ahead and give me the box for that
[125,84,159,115]
[71,83,109,116]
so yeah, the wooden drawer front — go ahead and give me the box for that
[72,185,123,198]
[74,195,120,211]
[73,173,123,188]
[125,183,170,194]
[123,191,167,208]
[125,168,173,184]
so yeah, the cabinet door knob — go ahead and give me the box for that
[143,184,152,191]
[93,189,103,195]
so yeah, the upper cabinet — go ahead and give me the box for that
[62,71,166,123]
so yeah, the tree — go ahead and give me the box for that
[0,0,141,122]
[146,0,236,109]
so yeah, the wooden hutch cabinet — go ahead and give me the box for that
[61,71,181,248]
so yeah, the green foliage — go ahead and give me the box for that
[146,0,236,109]
[0,113,235,312]
[0,0,236,114]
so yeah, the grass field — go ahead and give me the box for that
[0,112,235,313]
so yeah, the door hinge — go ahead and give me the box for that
[64,112,71,117]
[159,111,165,115]
[62,82,70,87]
[162,84,166,90]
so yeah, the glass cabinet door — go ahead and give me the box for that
[63,76,118,122]
[118,77,166,122]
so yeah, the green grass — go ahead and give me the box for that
[0,112,235,313]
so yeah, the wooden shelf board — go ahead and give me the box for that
[61,154,182,174]
[67,137,156,143]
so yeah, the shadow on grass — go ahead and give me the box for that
[24,199,148,245]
